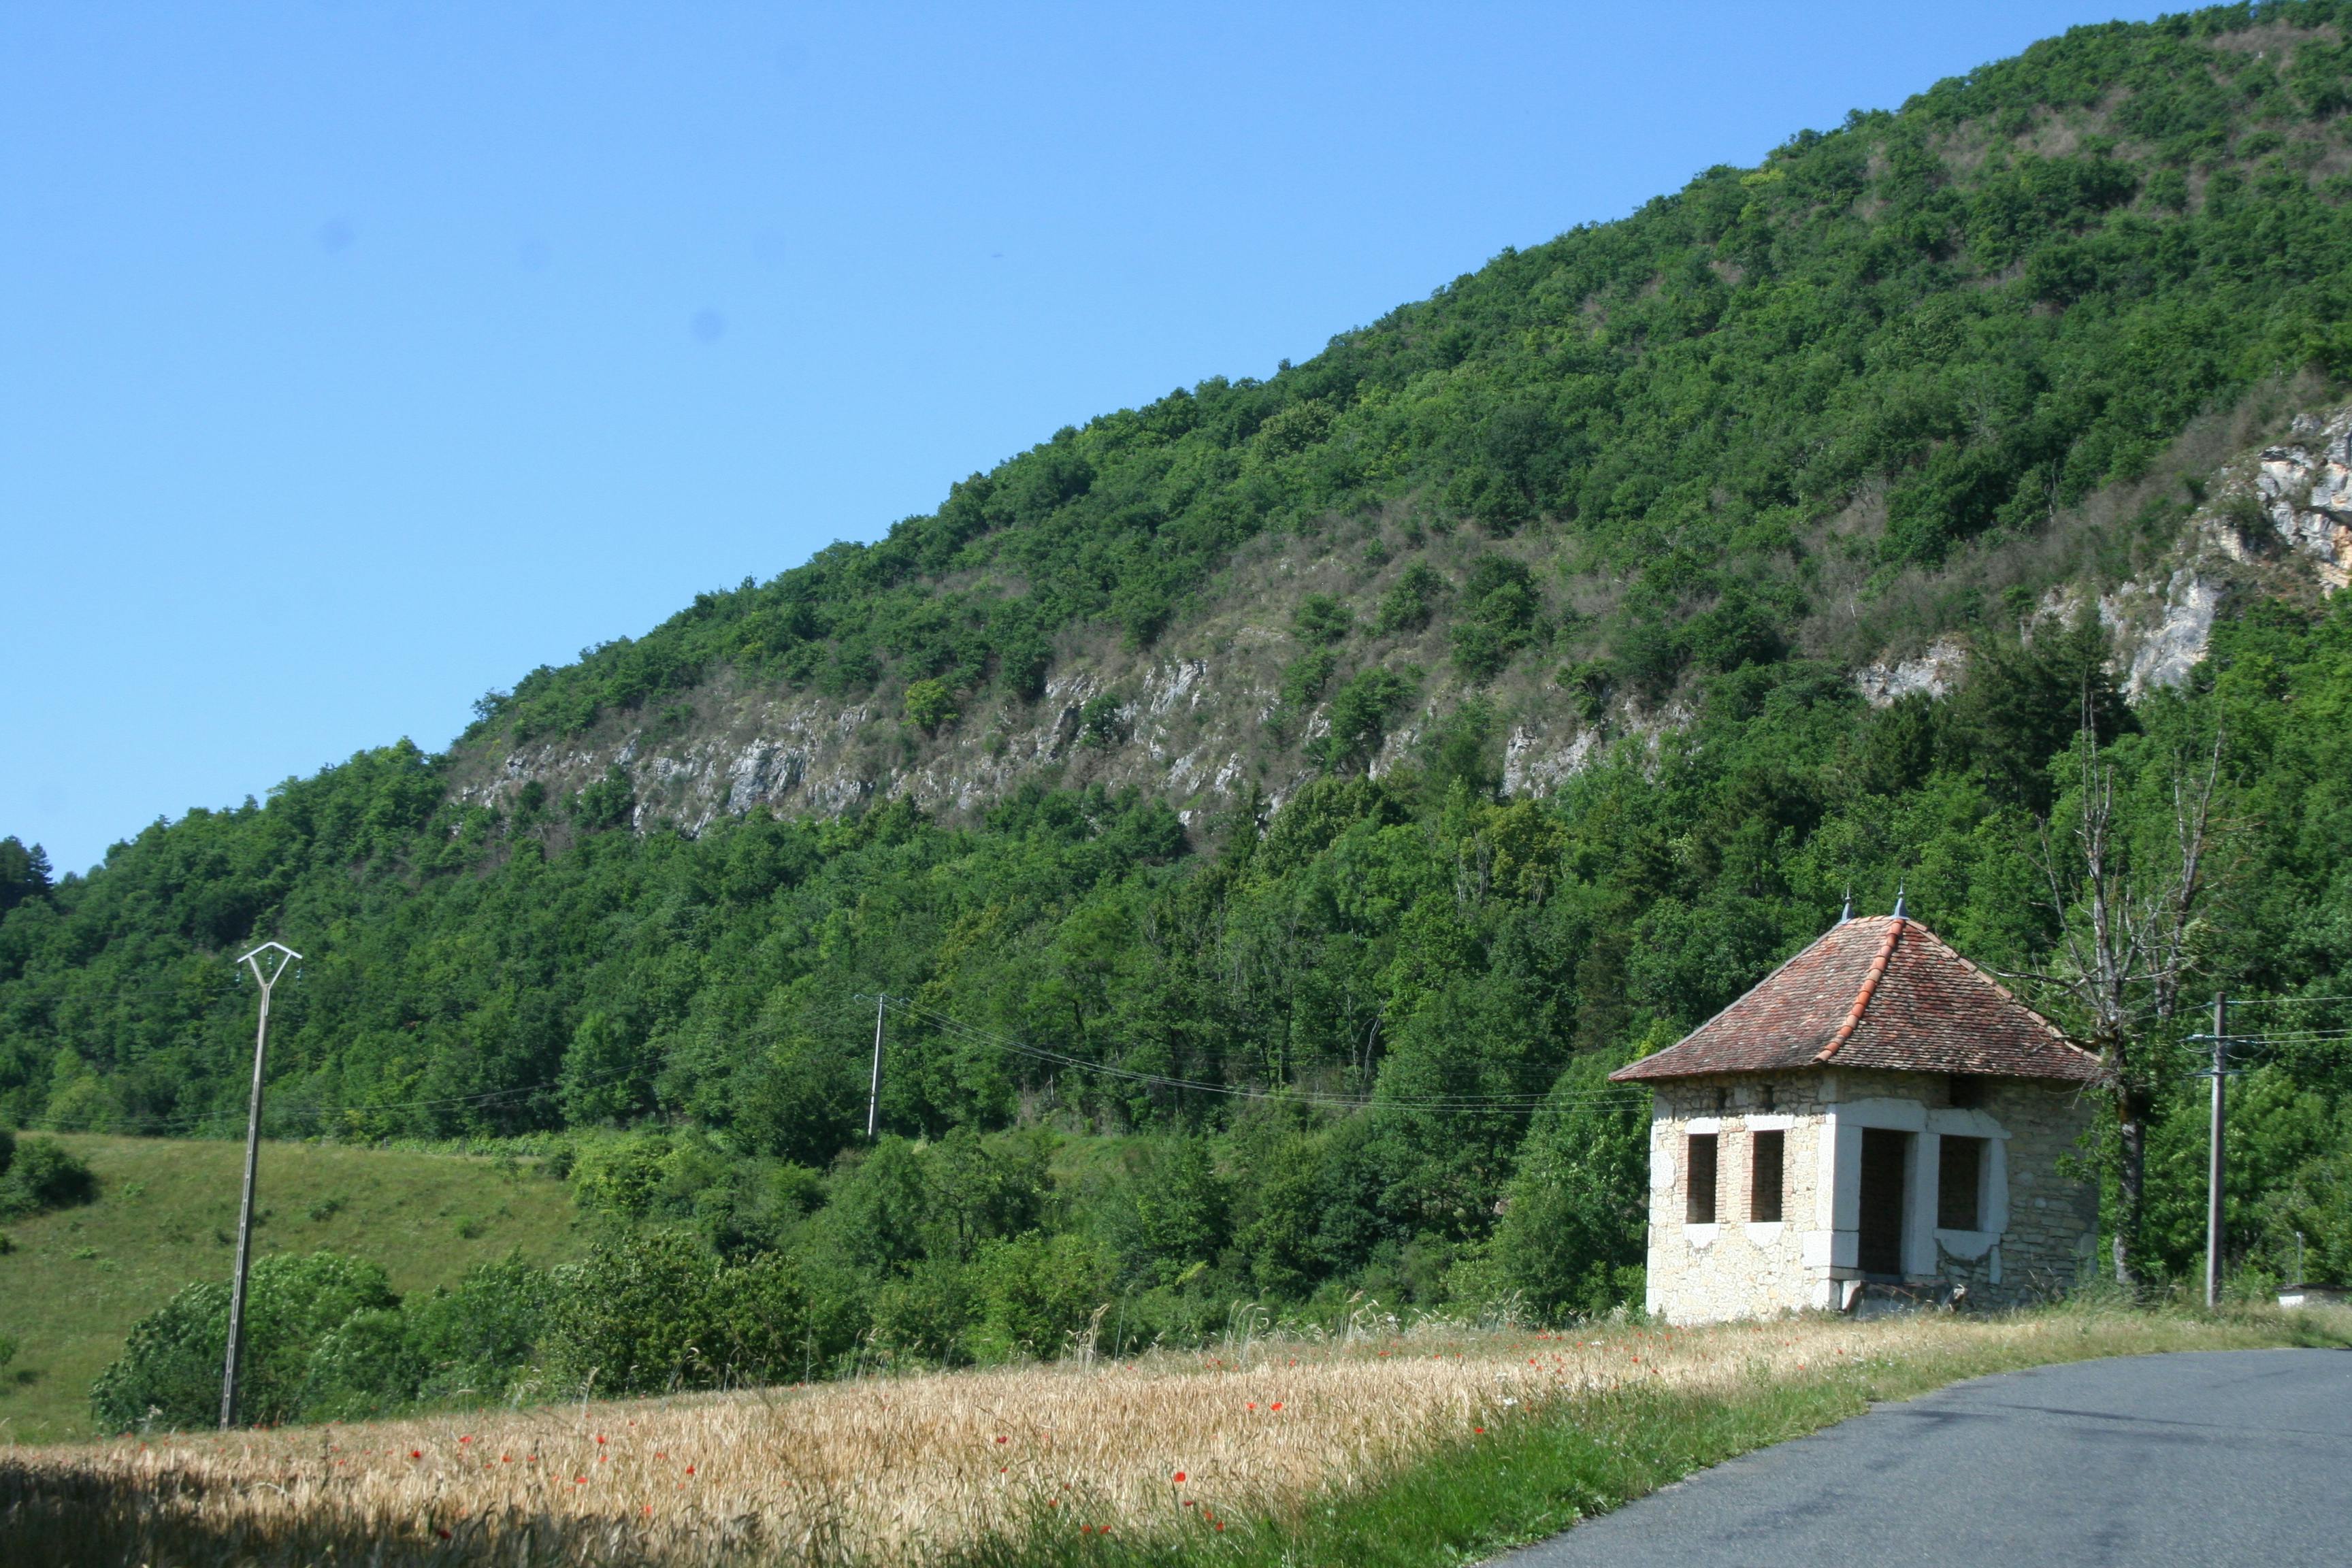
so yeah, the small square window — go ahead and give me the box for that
[1750,1129,1784,1223]
[1686,1132,1718,1225]
[1938,1136,1986,1230]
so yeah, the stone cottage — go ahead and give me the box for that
[1609,911,2106,1323]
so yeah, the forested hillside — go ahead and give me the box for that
[10,5,2352,1350]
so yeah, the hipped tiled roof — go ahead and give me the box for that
[1610,915,2104,1083]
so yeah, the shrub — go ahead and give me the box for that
[1292,594,1354,646]
[301,1307,424,1420]
[1311,667,1418,773]
[0,1137,95,1218]
[570,1133,670,1218]
[1450,557,1540,682]
[1373,564,1447,635]
[968,1231,1115,1360]
[89,1252,399,1432]
[406,1253,553,1401]
[1077,693,1125,748]
[904,677,960,734]
[869,1255,977,1365]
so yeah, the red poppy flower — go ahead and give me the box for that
[1173,1471,1186,1484]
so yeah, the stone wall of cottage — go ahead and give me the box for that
[1642,1069,2100,1324]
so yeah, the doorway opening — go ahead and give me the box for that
[1858,1128,1910,1278]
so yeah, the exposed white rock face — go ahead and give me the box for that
[2102,570,2222,700]
[1505,721,1598,796]
[457,406,2352,838]
[2252,410,2352,593]
[1855,637,1969,707]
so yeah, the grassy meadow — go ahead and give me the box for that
[0,1134,583,1442]
[4,1303,2342,1568]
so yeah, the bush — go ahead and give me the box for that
[968,1231,1116,1360]
[1311,667,1418,773]
[89,1251,399,1432]
[542,1230,831,1394]
[1373,564,1448,636]
[1292,593,1354,646]
[0,1137,95,1218]
[406,1253,553,1401]
[904,676,960,733]
[301,1307,424,1420]
[570,1133,670,1218]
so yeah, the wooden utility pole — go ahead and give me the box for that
[2206,991,2226,1312]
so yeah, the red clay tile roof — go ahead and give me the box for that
[1609,915,2103,1083]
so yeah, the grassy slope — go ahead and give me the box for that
[0,1135,581,1443]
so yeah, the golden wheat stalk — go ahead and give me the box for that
[0,1310,2251,1567]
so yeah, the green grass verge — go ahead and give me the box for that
[0,1134,582,1443]
[943,1307,2352,1568]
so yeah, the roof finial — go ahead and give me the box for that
[1892,882,1907,921]
[1839,888,1852,924]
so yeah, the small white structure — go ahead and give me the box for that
[2278,1284,2347,1310]
[1611,914,2104,1322]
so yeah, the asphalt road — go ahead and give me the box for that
[1501,1348,2352,1567]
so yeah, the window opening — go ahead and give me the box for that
[1750,1128,1784,1223]
[1949,1075,1984,1109]
[1938,1135,1987,1230]
[1857,1128,1909,1277]
[1686,1132,1718,1225]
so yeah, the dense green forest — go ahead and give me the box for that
[12,6,2352,1402]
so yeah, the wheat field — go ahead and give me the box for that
[0,1309,2301,1567]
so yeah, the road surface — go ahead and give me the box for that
[1502,1348,2352,1567]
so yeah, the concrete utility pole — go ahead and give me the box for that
[866,993,887,1140]
[2206,992,2227,1313]
[223,941,299,1429]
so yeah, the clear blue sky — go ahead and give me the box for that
[2,2,2168,875]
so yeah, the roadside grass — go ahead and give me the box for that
[3,1301,2340,1567]
[0,1134,582,1442]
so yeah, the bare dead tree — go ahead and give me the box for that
[2029,690,2226,1287]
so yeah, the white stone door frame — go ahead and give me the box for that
[1807,1097,2010,1282]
